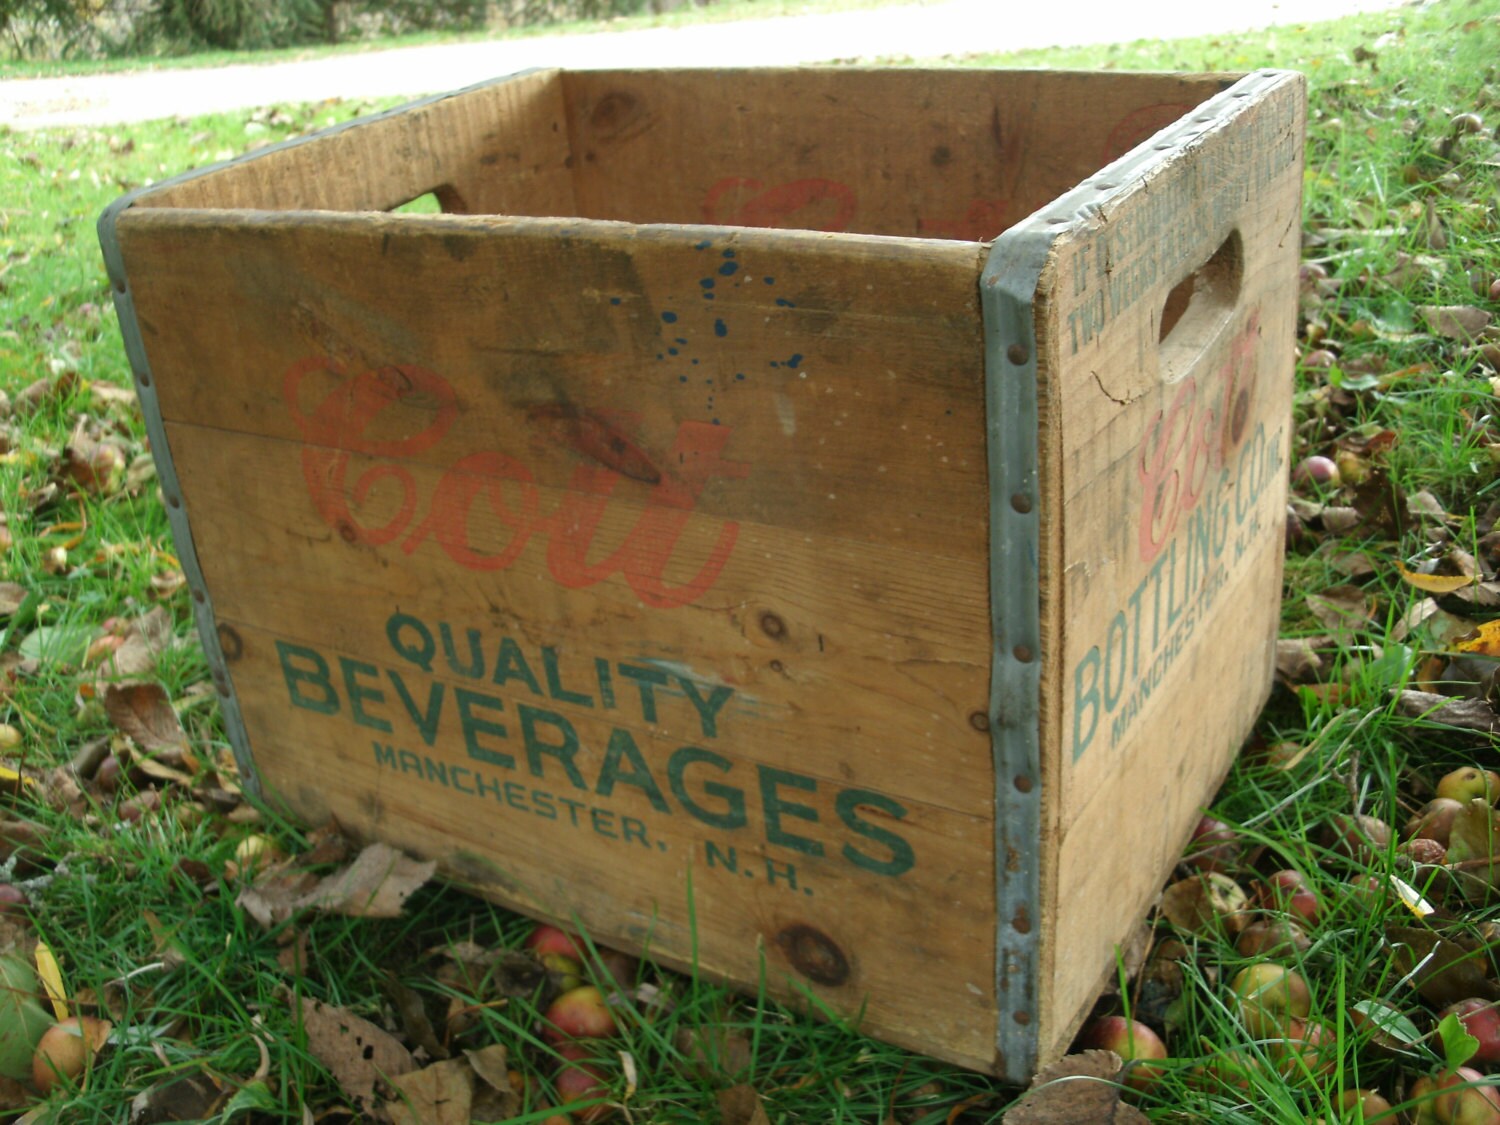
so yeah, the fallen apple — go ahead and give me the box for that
[1266,1018,1336,1082]
[32,1015,111,1094]
[526,924,587,963]
[1335,1088,1395,1123]
[1437,768,1500,806]
[1433,1066,1500,1125]
[1407,798,1466,847]
[1183,815,1242,873]
[1231,962,1312,1038]
[1076,1015,1168,1092]
[553,1043,615,1124]
[1442,999,1500,1065]
[1294,454,1341,488]
[543,986,618,1043]
[1323,813,1392,861]
[1235,919,1311,959]
[1256,869,1321,926]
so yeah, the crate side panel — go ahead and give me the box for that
[132,69,575,217]
[120,214,1001,1070]
[163,422,996,819]
[563,69,1233,239]
[117,213,989,562]
[1036,73,1307,1060]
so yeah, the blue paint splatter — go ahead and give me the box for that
[714,319,728,338]
[718,261,738,277]
[668,348,679,356]
[786,354,803,368]
[699,278,715,289]
[695,240,712,250]
[675,337,688,345]
[656,353,664,361]
[775,298,796,307]
[769,361,780,368]
[661,311,678,323]
[610,296,622,306]
[735,372,745,381]
[679,375,688,383]
[712,418,721,425]
[722,249,736,259]
[764,277,775,285]
[691,358,700,365]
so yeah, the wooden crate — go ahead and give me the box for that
[99,66,1306,1081]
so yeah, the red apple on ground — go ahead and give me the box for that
[554,1042,615,1123]
[1183,815,1241,873]
[1403,837,1450,865]
[1443,999,1500,1065]
[1294,455,1341,488]
[1407,798,1466,847]
[527,924,587,962]
[1231,962,1312,1037]
[1437,768,1500,806]
[1076,1015,1168,1092]
[1267,1019,1336,1082]
[1257,869,1322,926]
[1433,1066,1500,1125]
[1336,1088,1395,1122]
[543,986,618,1043]
[1323,814,1392,861]
[1235,919,1311,958]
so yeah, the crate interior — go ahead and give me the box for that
[134,68,1236,241]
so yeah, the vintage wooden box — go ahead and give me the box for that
[99,66,1305,1080]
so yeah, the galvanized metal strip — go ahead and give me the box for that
[980,68,1296,1081]
[93,68,549,799]
[980,229,1048,1083]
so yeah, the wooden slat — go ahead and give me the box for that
[118,212,990,561]
[226,618,999,1070]
[563,69,1234,239]
[133,68,575,216]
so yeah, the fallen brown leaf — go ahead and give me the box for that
[295,843,436,919]
[296,996,415,1116]
[718,1083,772,1125]
[103,681,188,755]
[1002,1050,1148,1124]
[1394,690,1500,734]
[1419,304,1492,340]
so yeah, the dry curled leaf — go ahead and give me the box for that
[1386,925,1500,1009]
[295,843,436,919]
[296,997,415,1115]
[1002,1050,1148,1124]
[1395,690,1500,734]
[1419,304,1492,340]
[1159,873,1250,936]
[103,681,189,755]
[718,1083,772,1125]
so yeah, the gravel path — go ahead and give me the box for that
[1,0,1409,130]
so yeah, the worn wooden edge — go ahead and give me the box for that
[94,67,561,799]
[92,234,261,794]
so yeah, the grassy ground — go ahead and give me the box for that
[2,0,1500,1121]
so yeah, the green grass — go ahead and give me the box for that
[3,0,1500,1120]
